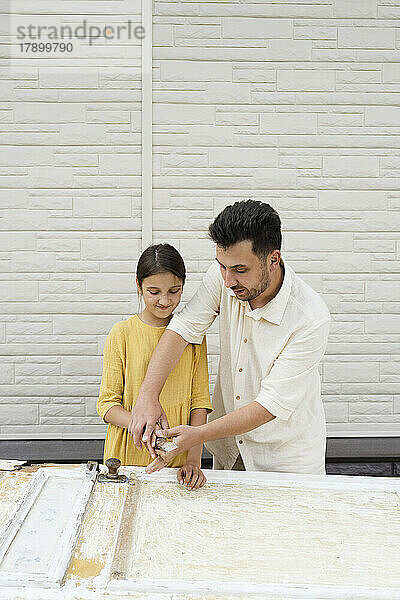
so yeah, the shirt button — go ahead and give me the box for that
[238,440,243,444]
[238,368,243,372]
[243,338,248,343]
[236,395,240,400]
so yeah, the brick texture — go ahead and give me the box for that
[152,0,400,439]
[1,0,399,440]
[1,1,142,439]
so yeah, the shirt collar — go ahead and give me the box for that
[227,257,292,325]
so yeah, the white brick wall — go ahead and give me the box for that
[1,1,142,439]
[152,0,400,438]
[1,0,399,440]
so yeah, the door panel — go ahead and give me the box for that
[66,476,127,582]
[0,467,94,588]
[108,468,400,599]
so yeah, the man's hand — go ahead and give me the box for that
[145,425,203,473]
[127,391,169,457]
[177,463,206,490]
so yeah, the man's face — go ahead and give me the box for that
[216,240,274,302]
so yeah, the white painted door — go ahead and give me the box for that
[0,465,399,600]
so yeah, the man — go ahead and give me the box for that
[129,200,330,476]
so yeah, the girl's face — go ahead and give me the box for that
[137,271,183,325]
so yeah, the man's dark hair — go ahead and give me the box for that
[136,243,186,288]
[208,199,282,258]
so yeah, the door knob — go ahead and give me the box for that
[98,457,128,483]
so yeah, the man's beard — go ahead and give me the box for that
[231,267,271,302]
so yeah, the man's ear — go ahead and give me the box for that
[269,250,281,272]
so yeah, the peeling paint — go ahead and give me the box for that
[66,478,126,582]
[0,472,33,531]
[0,460,26,472]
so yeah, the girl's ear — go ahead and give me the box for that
[136,277,142,295]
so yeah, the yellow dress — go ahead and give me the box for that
[97,315,212,467]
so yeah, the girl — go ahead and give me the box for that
[97,244,212,490]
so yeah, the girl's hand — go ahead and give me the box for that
[145,425,203,474]
[177,463,206,490]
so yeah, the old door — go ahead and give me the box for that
[0,464,399,600]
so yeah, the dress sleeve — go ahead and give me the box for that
[190,337,213,413]
[167,261,222,344]
[97,322,126,423]
[254,317,330,421]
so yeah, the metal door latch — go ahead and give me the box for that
[98,458,128,483]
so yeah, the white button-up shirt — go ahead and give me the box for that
[168,259,330,475]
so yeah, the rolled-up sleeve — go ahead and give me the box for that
[167,261,222,344]
[190,338,213,413]
[255,318,330,420]
[97,323,125,422]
